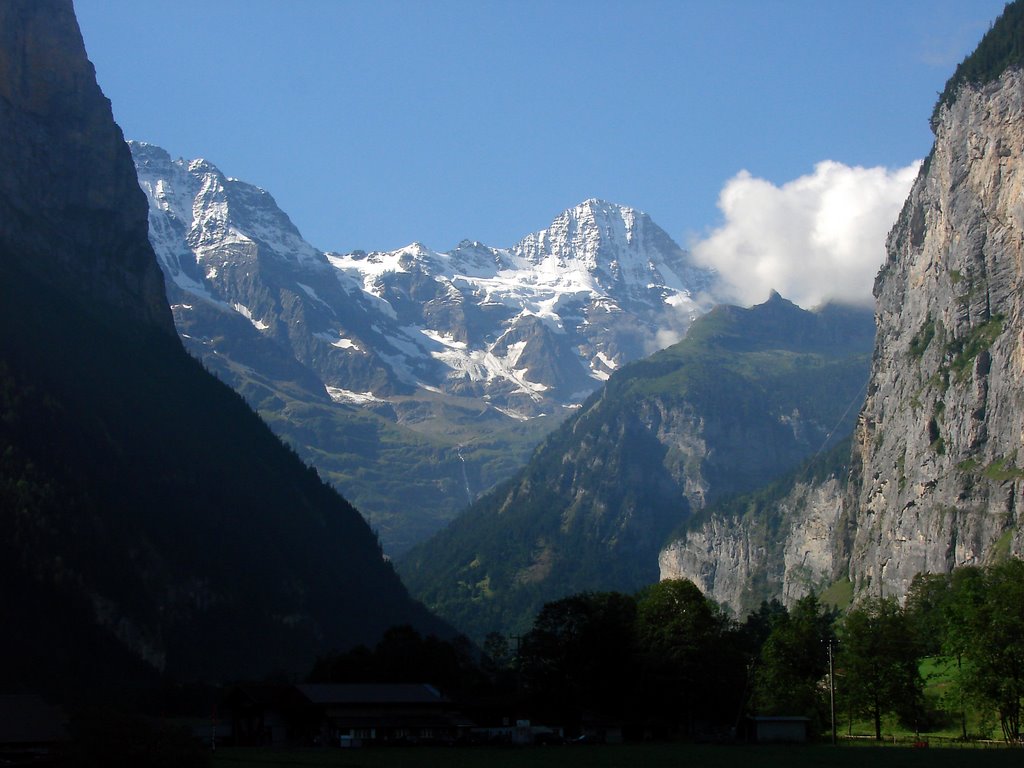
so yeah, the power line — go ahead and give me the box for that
[813,376,869,460]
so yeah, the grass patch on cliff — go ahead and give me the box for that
[820,577,854,610]
[957,457,981,473]
[908,316,935,359]
[991,529,1014,562]
[982,455,1024,484]
[946,315,1003,381]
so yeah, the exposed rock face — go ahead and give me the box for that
[0,1,172,332]
[660,66,1024,615]
[659,474,845,615]
[845,68,1024,599]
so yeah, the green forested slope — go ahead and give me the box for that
[399,294,874,639]
[933,0,1024,125]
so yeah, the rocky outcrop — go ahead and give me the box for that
[844,66,1024,599]
[659,473,845,616]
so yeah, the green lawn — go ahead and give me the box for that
[212,742,1021,768]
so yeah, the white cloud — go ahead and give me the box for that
[692,160,921,309]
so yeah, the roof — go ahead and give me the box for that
[223,682,297,708]
[318,713,475,729]
[295,684,449,706]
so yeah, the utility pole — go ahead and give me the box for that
[828,639,837,746]
[509,633,523,709]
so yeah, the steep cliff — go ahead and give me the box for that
[846,65,1024,599]
[0,0,443,693]
[659,442,848,616]
[660,4,1024,613]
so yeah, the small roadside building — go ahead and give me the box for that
[747,715,810,743]
[223,682,474,747]
[296,683,473,746]
[223,683,297,746]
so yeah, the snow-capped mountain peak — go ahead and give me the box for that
[133,143,717,419]
[132,141,325,283]
[516,198,642,267]
[511,198,711,310]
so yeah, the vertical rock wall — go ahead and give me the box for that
[659,69,1024,614]
[659,476,845,616]
[845,69,1024,598]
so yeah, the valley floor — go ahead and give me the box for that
[212,741,1022,768]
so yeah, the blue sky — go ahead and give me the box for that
[74,0,1005,273]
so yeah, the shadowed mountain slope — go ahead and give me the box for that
[0,0,444,694]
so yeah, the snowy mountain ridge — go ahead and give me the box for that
[133,141,715,416]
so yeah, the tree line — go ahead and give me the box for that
[932,0,1024,128]
[313,559,1024,743]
